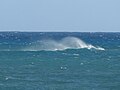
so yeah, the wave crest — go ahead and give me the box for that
[23,37,105,51]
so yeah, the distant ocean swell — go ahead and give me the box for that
[22,37,105,51]
[0,37,105,51]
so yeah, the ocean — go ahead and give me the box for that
[0,32,120,90]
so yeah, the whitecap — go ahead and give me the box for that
[23,37,105,51]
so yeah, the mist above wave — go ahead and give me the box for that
[23,37,105,51]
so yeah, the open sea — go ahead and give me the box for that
[0,32,120,90]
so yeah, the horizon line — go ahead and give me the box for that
[0,30,119,33]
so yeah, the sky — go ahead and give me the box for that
[0,0,120,32]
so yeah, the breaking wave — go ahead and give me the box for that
[23,37,105,51]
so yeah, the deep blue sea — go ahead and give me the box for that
[0,32,120,90]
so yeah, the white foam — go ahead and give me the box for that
[73,53,79,56]
[22,37,105,51]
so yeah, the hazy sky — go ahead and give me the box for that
[0,0,120,32]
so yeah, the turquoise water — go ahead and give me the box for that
[0,32,120,90]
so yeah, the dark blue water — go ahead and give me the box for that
[0,32,120,90]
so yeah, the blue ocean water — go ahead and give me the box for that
[0,32,120,90]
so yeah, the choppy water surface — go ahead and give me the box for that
[0,32,120,90]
